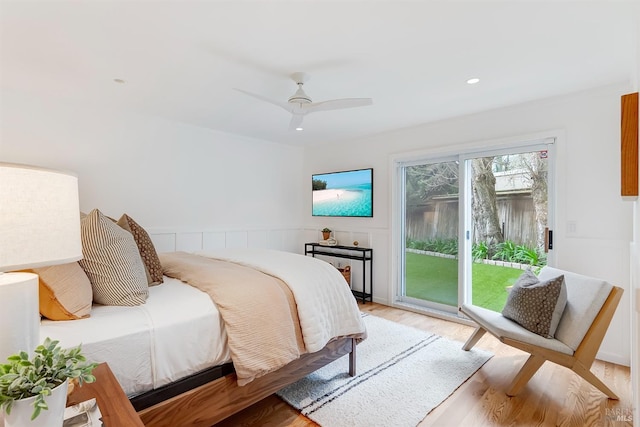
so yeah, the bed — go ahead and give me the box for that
[38,215,366,426]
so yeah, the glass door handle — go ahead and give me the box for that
[544,227,553,252]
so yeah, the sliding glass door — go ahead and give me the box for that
[397,140,554,315]
[402,159,460,313]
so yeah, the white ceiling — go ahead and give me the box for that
[1,1,638,146]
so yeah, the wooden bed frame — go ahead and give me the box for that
[134,336,357,427]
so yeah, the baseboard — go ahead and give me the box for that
[596,350,630,367]
[371,296,389,306]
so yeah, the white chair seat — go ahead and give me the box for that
[461,303,573,355]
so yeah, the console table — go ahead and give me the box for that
[304,243,373,303]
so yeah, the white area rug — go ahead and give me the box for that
[277,314,492,427]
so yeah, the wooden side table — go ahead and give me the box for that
[67,362,144,427]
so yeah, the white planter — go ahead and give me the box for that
[3,379,68,427]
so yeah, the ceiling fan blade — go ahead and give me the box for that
[233,88,294,112]
[289,114,304,131]
[236,73,373,131]
[304,98,373,113]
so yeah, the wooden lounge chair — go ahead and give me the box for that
[460,266,623,399]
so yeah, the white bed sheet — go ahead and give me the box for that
[40,277,231,397]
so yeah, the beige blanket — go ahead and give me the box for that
[159,252,305,385]
[198,248,367,352]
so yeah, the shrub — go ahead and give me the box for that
[406,237,457,256]
[492,240,517,262]
[472,241,489,261]
[409,238,546,266]
[513,244,546,266]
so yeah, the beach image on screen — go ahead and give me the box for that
[312,169,373,217]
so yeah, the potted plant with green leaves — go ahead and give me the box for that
[0,337,97,427]
[321,227,332,240]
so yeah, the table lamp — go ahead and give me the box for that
[0,163,82,362]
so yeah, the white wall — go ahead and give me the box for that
[304,83,634,365]
[0,89,305,235]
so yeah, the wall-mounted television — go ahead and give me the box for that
[312,168,373,217]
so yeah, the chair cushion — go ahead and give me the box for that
[501,270,567,338]
[537,266,612,351]
[461,303,574,355]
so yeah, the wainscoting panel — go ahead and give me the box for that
[148,228,304,253]
[225,231,249,248]
[202,232,226,250]
[149,233,177,253]
[247,230,269,249]
[275,229,307,253]
[175,232,204,252]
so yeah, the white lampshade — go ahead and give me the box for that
[0,163,82,361]
[0,163,82,271]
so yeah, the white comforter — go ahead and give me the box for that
[197,249,367,353]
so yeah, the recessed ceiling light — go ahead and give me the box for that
[113,78,126,84]
[466,78,480,85]
[295,127,304,131]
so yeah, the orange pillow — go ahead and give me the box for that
[27,262,92,320]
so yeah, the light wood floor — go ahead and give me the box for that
[217,302,632,427]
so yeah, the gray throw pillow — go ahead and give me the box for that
[502,270,567,338]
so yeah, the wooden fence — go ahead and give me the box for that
[406,192,537,247]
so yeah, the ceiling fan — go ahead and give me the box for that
[234,72,373,131]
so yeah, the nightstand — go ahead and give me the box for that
[67,362,144,427]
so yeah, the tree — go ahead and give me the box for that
[312,179,327,191]
[471,157,504,245]
[517,152,548,252]
[405,162,458,209]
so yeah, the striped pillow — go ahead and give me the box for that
[79,209,148,306]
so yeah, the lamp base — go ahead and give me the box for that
[0,272,39,362]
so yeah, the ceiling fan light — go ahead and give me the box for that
[288,86,312,104]
[295,127,304,131]
[466,78,480,85]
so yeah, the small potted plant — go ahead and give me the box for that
[0,337,97,427]
[321,227,332,240]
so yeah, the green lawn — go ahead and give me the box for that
[405,252,524,312]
